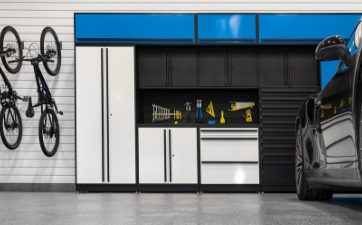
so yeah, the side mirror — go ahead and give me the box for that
[315,35,351,64]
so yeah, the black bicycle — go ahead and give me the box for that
[8,26,62,157]
[10,54,63,157]
[0,49,27,149]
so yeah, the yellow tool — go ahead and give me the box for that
[220,110,225,124]
[243,109,253,123]
[339,99,345,108]
[206,101,215,118]
[228,102,255,111]
[173,109,182,120]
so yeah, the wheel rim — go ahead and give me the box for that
[2,31,20,70]
[295,129,303,194]
[2,107,20,146]
[43,31,58,72]
[42,112,58,153]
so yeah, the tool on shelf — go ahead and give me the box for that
[243,109,252,123]
[206,101,215,118]
[228,101,255,111]
[152,104,182,123]
[220,110,225,124]
[196,99,203,123]
[184,102,192,123]
[228,101,255,123]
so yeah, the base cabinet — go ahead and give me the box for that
[138,127,198,184]
[200,128,260,184]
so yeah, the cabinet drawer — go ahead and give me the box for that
[200,128,259,162]
[200,128,258,139]
[201,138,258,162]
[201,163,259,184]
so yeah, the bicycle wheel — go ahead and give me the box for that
[40,27,61,76]
[0,26,23,74]
[0,104,22,150]
[39,108,59,157]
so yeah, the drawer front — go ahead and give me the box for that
[200,128,258,139]
[200,128,259,162]
[201,163,259,184]
[201,139,258,162]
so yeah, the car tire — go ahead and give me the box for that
[295,124,333,201]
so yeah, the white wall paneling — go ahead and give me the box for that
[0,0,360,185]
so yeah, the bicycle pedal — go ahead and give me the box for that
[59,111,63,115]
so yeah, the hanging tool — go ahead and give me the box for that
[228,102,255,111]
[184,102,192,123]
[206,101,215,118]
[196,99,203,123]
[228,101,255,123]
[220,110,225,124]
[152,104,182,123]
[243,109,252,123]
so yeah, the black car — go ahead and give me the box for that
[295,19,362,200]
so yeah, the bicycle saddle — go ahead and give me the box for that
[26,96,35,118]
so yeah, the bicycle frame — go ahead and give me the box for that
[30,60,61,115]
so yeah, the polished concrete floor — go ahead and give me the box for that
[1,193,362,225]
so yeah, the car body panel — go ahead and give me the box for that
[296,19,362,188]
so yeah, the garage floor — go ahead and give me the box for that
[1,193,362,225]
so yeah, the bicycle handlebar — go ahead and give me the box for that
[9,56,54,64]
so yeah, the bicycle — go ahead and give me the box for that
[0,49,27,150]
[9,27,62,157]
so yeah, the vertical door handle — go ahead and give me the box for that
[106,48,110,182]
[169,129,172,182]
[101,48,105,182]
[164,129,167,182]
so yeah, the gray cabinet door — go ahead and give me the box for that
[289,51,318,86]
[259,51,287,87]
[170,51,197,87]
[199,51,227,87]
[231,51,257,87]
[139,50,167,87]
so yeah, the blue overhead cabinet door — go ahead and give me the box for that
[259,14,361,44]
[75,14,195,44]
[197,14,256,44]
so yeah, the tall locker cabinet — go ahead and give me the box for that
[76,47,136,191]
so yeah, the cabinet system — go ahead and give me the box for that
[76,47,136,187]
[138,127,198,184]
[200,128,259,185]
[139,50,197,88]
[259,51,318,87]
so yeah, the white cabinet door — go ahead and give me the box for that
[170,128,198,184]
[76,47,103,184]
[108,47,136,184]
[139,128,168,183]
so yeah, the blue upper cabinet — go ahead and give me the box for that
[197,14,256,44]
[75,14,195,44]
[259,14,361,44]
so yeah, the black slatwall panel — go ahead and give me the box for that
[260,87,319,191]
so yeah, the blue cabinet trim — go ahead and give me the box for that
[75,13,195,44]
[259,14,361,44]
[197,14,256,44]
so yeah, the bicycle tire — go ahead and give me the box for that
[0,104,22,150]
[39,108,59,157]
[0,26,23,74]
[40,27,61,76]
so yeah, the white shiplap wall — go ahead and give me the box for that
[0,0,362,184]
